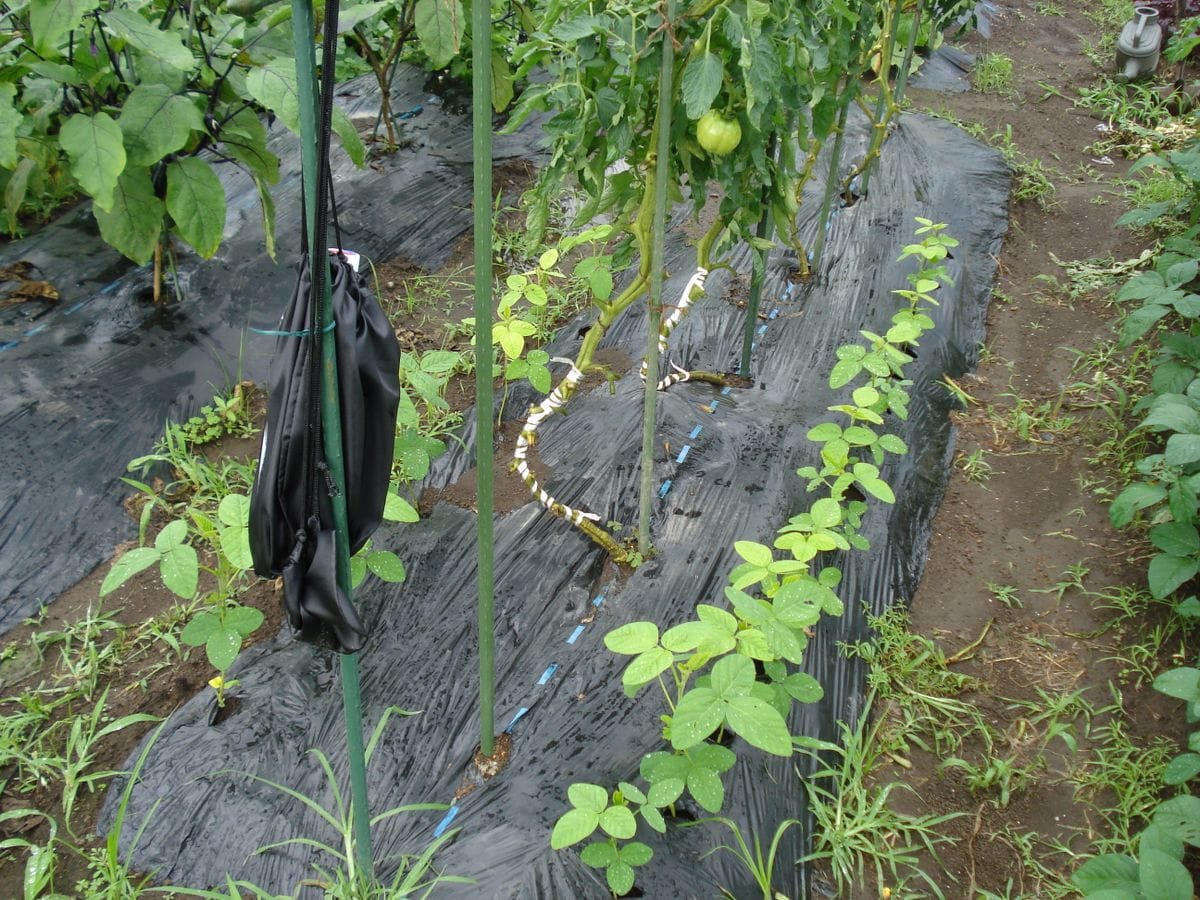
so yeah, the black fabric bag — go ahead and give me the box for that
[249,253,400,652]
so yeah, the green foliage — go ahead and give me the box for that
[553,222,955,895]
[1076,130,1200,900]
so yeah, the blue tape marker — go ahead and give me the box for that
[0,340,18,352]
[537,663,558,685]
[506,707,529,731]
[769,308,780,320]
[676,445,690,464]
[689,425,702,440]
[566,625,585,645]
[721,386,732,396]
[593,595,605,607]
[756,324,768,335]
[396,104,423,120]
[62,300,89,315]
[708,400,719,412]
[785,282,795,299]
[750,342,756,351]
[658,479,672,499]
[23,324,47,337]
[433,805,460,838]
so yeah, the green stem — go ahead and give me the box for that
[811,96,850,271]
[740,135,777,378]
[290,0,372,874]
[471,0,495,758]
[860,0,901,196]
[638,0,674,557]
[894,0,923,105]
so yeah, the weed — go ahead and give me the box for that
[973,52,1015,96]
[957,448,994,483]
[698,817,800,900]
[986,582,1022,609]
[799,706,961,895]
[967,124,1060,209]
[941,750,1030,808]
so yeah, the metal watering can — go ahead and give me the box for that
[1116,6,1163,81]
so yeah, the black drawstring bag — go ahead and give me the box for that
[249,253,400,652]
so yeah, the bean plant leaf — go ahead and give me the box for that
[181,611,219,647]
[605,622,659,655]
[551,809,599,849]
[735,540,773,568]
[685,766,724,812]
[100,546,160,597]
[30,0,97,55]
[224,605,264,637]
[218,494,250,528]
[597,805,636,839]
[670,687,724,750]
[94,168,164,265]
[104,9,194,71]
[606,861,635,896]
[1139,848,1192,898]
[206,627,242,671]
[1153,795,1200,846]
[119,85,203,167]
[1154,667,1200,702]
[1166,433,1200,466]
[366,550,406,583]
[60,113,125,211]
[1110,482,1167,527]
[724,695,792,756]
[620,842,652,866]
[579,842,617,868]
[383,492,420,523]
[159,543,199,599]
[681,53,724,119]
[414,0,464,69]
[1071,853,1139,892]
[1148,553,1199,599]
[622,646,673,690]
[1163,752,1200,785]
[166,157,226,258]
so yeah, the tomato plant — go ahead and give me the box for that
[696,109,741,155]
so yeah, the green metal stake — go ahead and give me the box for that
[861,0,902,197]
[471,0,496,758]
[739,132,778,378]
[638,0,674,557]
[289,0,373,876]
[894,0,924,105]
[811,98,850,272]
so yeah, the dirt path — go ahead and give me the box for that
[852,1,1195,896]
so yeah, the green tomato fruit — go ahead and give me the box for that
[697,111,742,156]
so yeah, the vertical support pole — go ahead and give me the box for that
[638,0,674,557]
[894,0,923,105]
[290,0,373,877]
[472,0,496,758]
[740,133,778,378]
[811,98,850,272]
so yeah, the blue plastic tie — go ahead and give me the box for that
[769,308,780,320]
[592,595,605,607]
[0,340,18,352]
[708,400,719,412]
[676,445,690,464]
[784,282,795,299]
[506,707,529,731]
[689,425,702,440]
[721,386,732,396]
[62,299,89,315]
[251,320,335,338]
[396,104,423,120]
[432,805,460,838]
[24,324,47,337]
[566,625,585,645]
[658,479,672,499]
[537,663,558,685]
[756,324,768,335]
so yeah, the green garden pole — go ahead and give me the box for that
[811,98,850,271]
[290,0,373,875]
[471,0,496,758]
[638,0,674,557]
[739,133,777,378]
[894,0,924,105]
[861,0,902,197]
